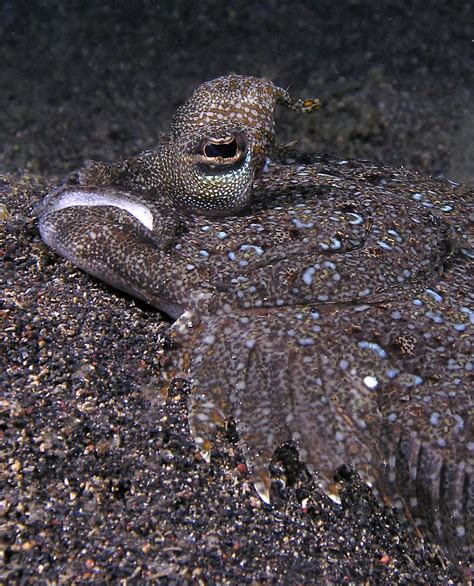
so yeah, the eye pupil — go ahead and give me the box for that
[204,139,238,159]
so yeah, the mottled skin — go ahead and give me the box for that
[37,75,473,567]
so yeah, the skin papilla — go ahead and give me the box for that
[37,75,473,569]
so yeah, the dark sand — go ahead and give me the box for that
[1,1,472,583]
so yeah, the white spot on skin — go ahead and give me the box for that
[363,375,379,389]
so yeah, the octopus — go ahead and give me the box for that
[36,75,472,568]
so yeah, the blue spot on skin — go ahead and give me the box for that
[377,240,392,250]
[303,267,315,286]
[292,217,314,229]
[358,341,387,359]
[201,225,210,232]
[323,261,336,270]
[347,212,364,225]
[425,289,443,302]
[448,358,461,370]
[199,250,209,257]
[240,244,264,256]
[217,231,228,239]
[453,415,464,432]
[387,229,401,239]
[460,306,474,324]
[425,310,444,324]
[430,412,440,426]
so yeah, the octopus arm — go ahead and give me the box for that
[39,203,185,317]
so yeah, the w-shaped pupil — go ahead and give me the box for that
[204,139,238,159]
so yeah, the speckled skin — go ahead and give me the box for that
[37,75,472,567]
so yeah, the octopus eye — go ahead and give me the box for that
[194,132,248,174]
[204,138,239,159]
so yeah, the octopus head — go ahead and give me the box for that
[160,75,320,217]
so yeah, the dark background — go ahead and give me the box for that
[1,0,473,183]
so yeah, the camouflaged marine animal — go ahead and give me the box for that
[37,75,473,569]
